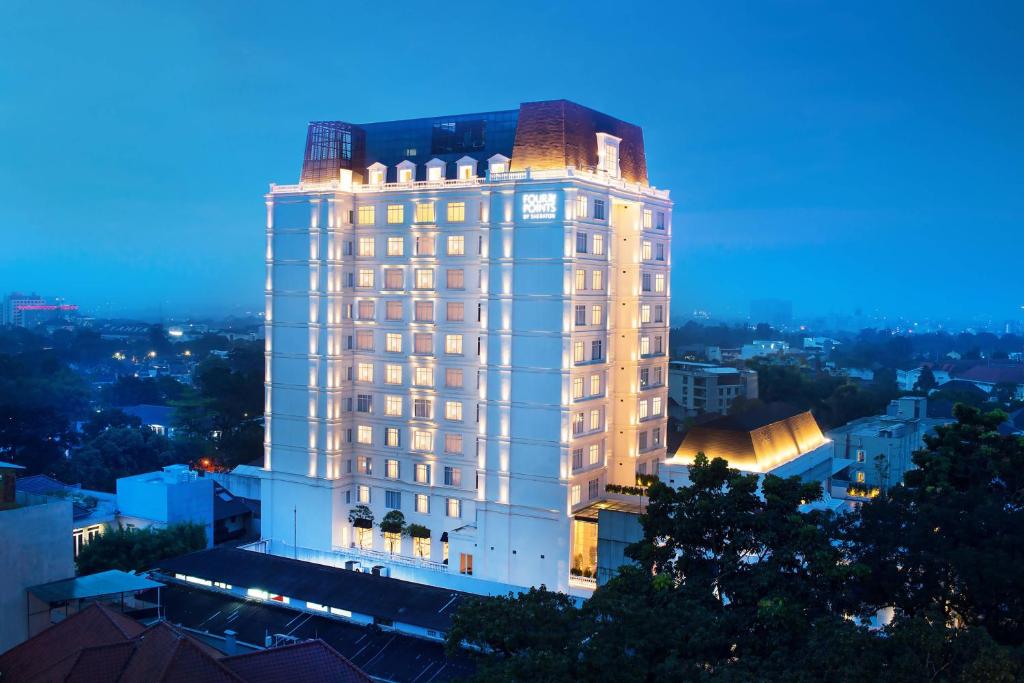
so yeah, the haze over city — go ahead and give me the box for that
[2,1,1021,322]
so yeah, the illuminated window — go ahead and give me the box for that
[589,409,600,431]
[385,459,399,479]
[639,400,649,420]
[590,374,601,396]
[592,270,603,290]
[415,203,436,223]
[356,330,374,351]
[358,300,374,320]
[358,237,375,257]
[357,457,372,476]
[415,269,434,290]
[446,269,464,289]
[358,269,374,288]
[445,433,463,454]
[415,235,435,256]
[385,395,402,416]
[447,202,466,223]
[444,466,461,487]
[655,273,665,293]
[414,367,433,387]
[384,269,403,289]
[643,209,653,229]
[386,301,403,320]
[414,333,433,355]
[652,397,662,415]
[446,498,461,518]
[445,401,463,421]
[589,443,600,465]
[641,304,651,323]
[575,269,586,291]
[414,430,433,452]
[357,362,373,382]
[447,235,465,255]
[357,206,375,225]
[856,450,866,463]
[573,341,585,363]
[357,485,370,504]
[642,240,652,260]
[572,412,585,435]
[426,161,444,181]
[575,194,588,218]
[415,494,429,514]
[357,425,372,444]
[447,302,464,321]
[856,470,866,483]
[415,301,434,322]
[385,364,402,385]
[640,336,651,356]
[387,204,404,224]
[445,368,463,388]
[387,236,404,255]
[593,234,604,256]
[573,377,584,399]
[384,333,401,353]
[385,427,400,447]
[415,463,431,484]
[591,305,602,326]
[458,551,472,575]
[445,334,463,355]
[413,536,430,558]
[571,484,581,505]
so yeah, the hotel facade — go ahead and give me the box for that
[261,100,671,594]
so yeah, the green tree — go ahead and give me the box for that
[379,510,405,534]
[914,365,937,393]
[76,522,207,575]
[842,405,1024,645]
[59,426,181,490]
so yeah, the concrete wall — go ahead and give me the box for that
[0,496,74,653]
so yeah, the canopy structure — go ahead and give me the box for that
[28,570,162,604]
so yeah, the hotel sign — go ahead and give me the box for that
[521,192,558,220]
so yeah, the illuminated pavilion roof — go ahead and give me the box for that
[669,403,828,473]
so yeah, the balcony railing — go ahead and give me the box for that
[241,538,449,574]
[269,166,670,200]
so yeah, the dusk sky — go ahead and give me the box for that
[2,1,1021,323]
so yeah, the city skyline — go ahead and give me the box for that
[2,2,1022,321]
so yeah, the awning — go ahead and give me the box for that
[28,570,163,604]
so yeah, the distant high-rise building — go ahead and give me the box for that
[261,100,672,594]
[749,298,792,327]
[1,293,78,327]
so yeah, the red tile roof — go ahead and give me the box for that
[956,364,1024,385]
[0,602,144,681]
[0,603,371,683]
[222,640,371,683]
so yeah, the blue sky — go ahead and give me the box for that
[1,1,1021,322]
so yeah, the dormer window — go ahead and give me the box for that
[595,133,621,178]
[488,154,510,176]
[425,158,445,182]
[396,160,416,184]
[456,156,477,180]
[367,162,386,186]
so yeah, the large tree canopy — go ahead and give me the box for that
[448,407,1024,681]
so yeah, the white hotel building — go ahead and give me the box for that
[261,100,671,595]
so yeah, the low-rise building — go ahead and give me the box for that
[0,463,75,652]
[896,365,951,391]
[828,397,952,498]
[668,361,758,416]
[740,340,790,359]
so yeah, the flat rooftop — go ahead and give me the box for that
[154,547,467,633]
[151,582,473,682]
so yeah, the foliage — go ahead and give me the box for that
[914,364,937,392]
[100,375,189,408]
[75,522,207,575]
[58,426,184,490]
[379,509,406,534]
[840,405,1024,645]
[348,504,373,527]
[449,408,1024,680]
[406,523,430,539]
